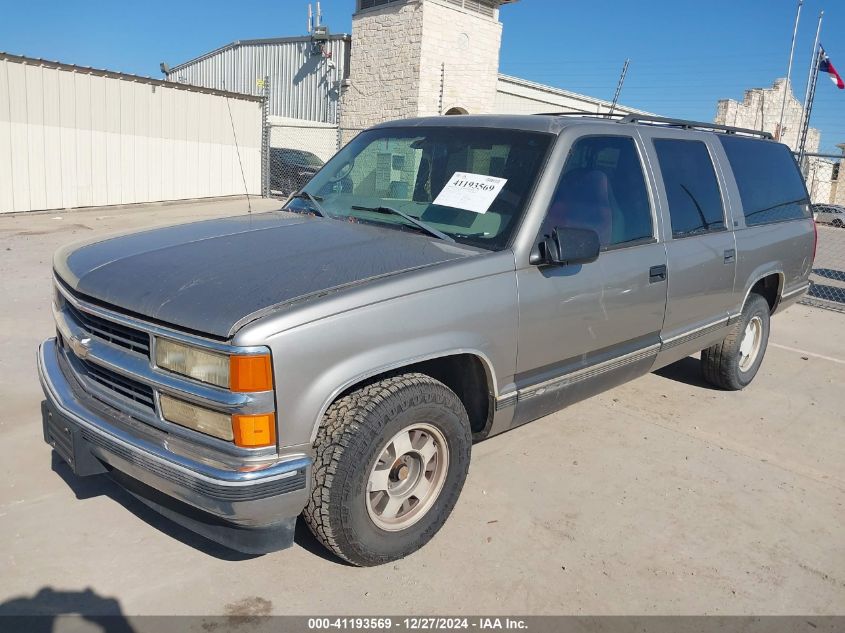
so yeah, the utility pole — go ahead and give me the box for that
[778,0,803,141]
[608,59,630,116]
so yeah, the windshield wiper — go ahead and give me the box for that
[288,191,329,218]
[351,205,455,242]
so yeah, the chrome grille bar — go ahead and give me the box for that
[64,298,150,356]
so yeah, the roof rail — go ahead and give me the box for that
[617,114,773,139]
[534,111,773,140]
[533,111,628,119]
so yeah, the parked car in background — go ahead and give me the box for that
[39,114,815,566]
[812,204,845,227]
[269,147,325,196]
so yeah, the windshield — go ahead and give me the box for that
[285,126,553,250]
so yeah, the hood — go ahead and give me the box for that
[55,211,481,338]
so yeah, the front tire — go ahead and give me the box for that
[701,293,771,390]
[303,373,472,566]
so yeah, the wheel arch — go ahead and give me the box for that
[310,350,499,444]
[739,269,784,315]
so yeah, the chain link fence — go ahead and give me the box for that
[800,157,845,312]
[263,120,364,200]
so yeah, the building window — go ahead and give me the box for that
[358,0,497,18]
[358,0,410,10]
[443,0,497,17]
[834,163,840,182]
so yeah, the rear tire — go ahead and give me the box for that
[701,293,770,390]
[832,218,843,228]
[303,373,472,566]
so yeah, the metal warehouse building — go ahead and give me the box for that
[165,35,351,124]
[0,52,263,214]
[163,0,649,137]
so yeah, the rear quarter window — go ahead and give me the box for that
[718,136,811,226]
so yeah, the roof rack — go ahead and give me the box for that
[534,112,773,140]
[618,114,773,139]
[534,111,627,119]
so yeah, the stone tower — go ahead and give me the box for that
[339,0,514,131]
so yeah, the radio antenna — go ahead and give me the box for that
[223,82,252,214]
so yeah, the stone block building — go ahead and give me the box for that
[715,79,841,204]
[715,78,818,153]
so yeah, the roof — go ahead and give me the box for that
[375,114,573,133]
[168,34,351,74]
[374,113,778,140]
[0,51,262,101]
[497,74,655,116]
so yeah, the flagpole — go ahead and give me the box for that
[798,11,824,167]
[777,0,803,141]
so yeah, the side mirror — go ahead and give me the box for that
[532,227,601,266]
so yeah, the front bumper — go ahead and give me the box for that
[37,338,312,554]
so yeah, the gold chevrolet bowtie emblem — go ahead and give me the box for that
[68,335,92,359]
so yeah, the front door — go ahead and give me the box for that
[513,133,668,427]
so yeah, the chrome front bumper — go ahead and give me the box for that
[38,338,312,553]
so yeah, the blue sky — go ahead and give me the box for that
[2,0,842,153]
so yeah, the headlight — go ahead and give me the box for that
[155,339,273,392]
[155,339,230,388]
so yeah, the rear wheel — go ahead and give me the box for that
[701,293,771,390]
[832,218,843,228]
[303,373,472,566]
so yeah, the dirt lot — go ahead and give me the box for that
[1,198,843,617]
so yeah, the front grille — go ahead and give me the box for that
[79,358,155,411]
[65,301,150,356]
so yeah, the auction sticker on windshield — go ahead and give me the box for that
[433,172,508,214]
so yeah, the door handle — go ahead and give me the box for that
[649,265,667,283]
[724,249,736,264]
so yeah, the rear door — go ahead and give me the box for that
[640,130,738,367]
[512,132,668,427]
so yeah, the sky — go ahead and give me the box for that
[1,0,842,153]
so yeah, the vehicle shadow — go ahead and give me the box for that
[652,355,714,389]
[0,587,135,633]
[293,517,352,566]
[52,452,351,565]
[50,453,256,562]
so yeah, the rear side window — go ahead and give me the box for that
[654,139,725,238]
[718,136,810,226]
[542,135,654,248]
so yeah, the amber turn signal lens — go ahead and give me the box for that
[229,354,273,392]
[232,413,276,448]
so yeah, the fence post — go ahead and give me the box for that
[335,83,343,153]
[261,75,271,198]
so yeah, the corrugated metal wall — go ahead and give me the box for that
[166,36,350,124]
[0,55,263,214]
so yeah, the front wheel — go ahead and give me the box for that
[701,293,771,390]
[303,373,472,566]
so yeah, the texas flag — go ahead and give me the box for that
[819,47,845,89]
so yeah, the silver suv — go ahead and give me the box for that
[38,114,816,566]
